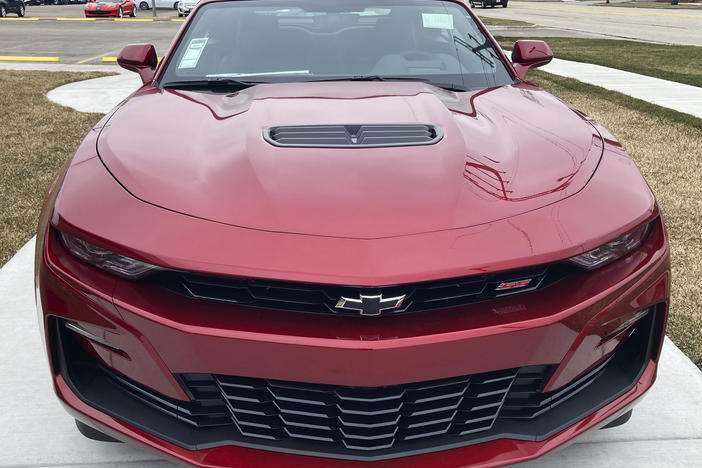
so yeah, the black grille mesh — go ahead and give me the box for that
[203,369,519,450]
[175,362,611,454]
[264,124,443,148]
[158,265,560,317]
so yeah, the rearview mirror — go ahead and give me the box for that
[511,40,553,80]
[117,44,158,85]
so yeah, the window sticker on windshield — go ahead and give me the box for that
[178,37,208,69]
[421,13,454,29]
[359,8,390,16]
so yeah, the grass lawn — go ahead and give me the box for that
[0,69,700,368]
[495,36,702,88]
[527,69,702,369]
[0,71,106,266]
[476,15,534,27]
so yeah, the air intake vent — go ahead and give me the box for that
[264,124,443,148]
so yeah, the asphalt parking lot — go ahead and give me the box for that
[0,5,181,63]
[2,1,702,65]
[478,0,702,46]
[0,3,605,65]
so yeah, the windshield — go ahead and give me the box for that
[160,0,514,91]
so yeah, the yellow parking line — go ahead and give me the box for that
[0,56,60,62]
[512,4,699,19]
[0,17,39,21]
[75,48,121,64]
[114,18,154,21]
[55,17,96,21]
[171,18,185,21]
[102,56,163,62]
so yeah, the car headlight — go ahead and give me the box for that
[568,221,652,270]
[58,231,161,279]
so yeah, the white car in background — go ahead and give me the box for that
[177,0,199,16]
[136,0,177,10]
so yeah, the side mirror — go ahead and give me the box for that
[511,40,553,80]
[117,44,158,85]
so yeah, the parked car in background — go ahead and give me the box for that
[176,0,198,16]
[0,0,25,17]
[136,0,177,10]
[470,0,508,7]
[41,0,89,4]
[84,0,136,17]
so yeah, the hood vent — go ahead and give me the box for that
[264,124,443,148]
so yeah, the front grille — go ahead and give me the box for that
[264,124,443,148]
[156,265,565,317]
[501,354,611,419]
[56,307,660,460]
[174,360,618,454]
[182,367,540,451]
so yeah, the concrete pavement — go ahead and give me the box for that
[540,57,702,119]
[47,71,140,113]
[476,1,702,46]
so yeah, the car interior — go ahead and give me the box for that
[166,4,508,88]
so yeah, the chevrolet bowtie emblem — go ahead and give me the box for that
[335,294,406,317]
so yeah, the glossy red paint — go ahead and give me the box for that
[98,83,602,240]
[117,44,158,84]
[84,0,136,17]
[35,0,671,466]
[50,126,656,286]
[511,40,554,81]
[39,211,668,393]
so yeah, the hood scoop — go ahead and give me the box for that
[264,124,443,148]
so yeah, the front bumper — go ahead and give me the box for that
[85,9,118,16]
[37,208,670,467]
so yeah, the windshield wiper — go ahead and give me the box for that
[306,75,467,92]
[161,76,467,92]
[161,78,263,91]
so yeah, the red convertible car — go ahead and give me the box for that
[37,0,670,467]
[84,0,136,17]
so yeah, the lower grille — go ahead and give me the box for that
[181,367,546,452]
[55,307,660,460]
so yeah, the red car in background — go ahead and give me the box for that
[37,0,670,467]
[85,0,136,17]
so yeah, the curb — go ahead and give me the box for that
[0,56,60,62]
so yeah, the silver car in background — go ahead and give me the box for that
[177,0,198,15]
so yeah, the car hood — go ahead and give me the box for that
[97,82,602,240]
